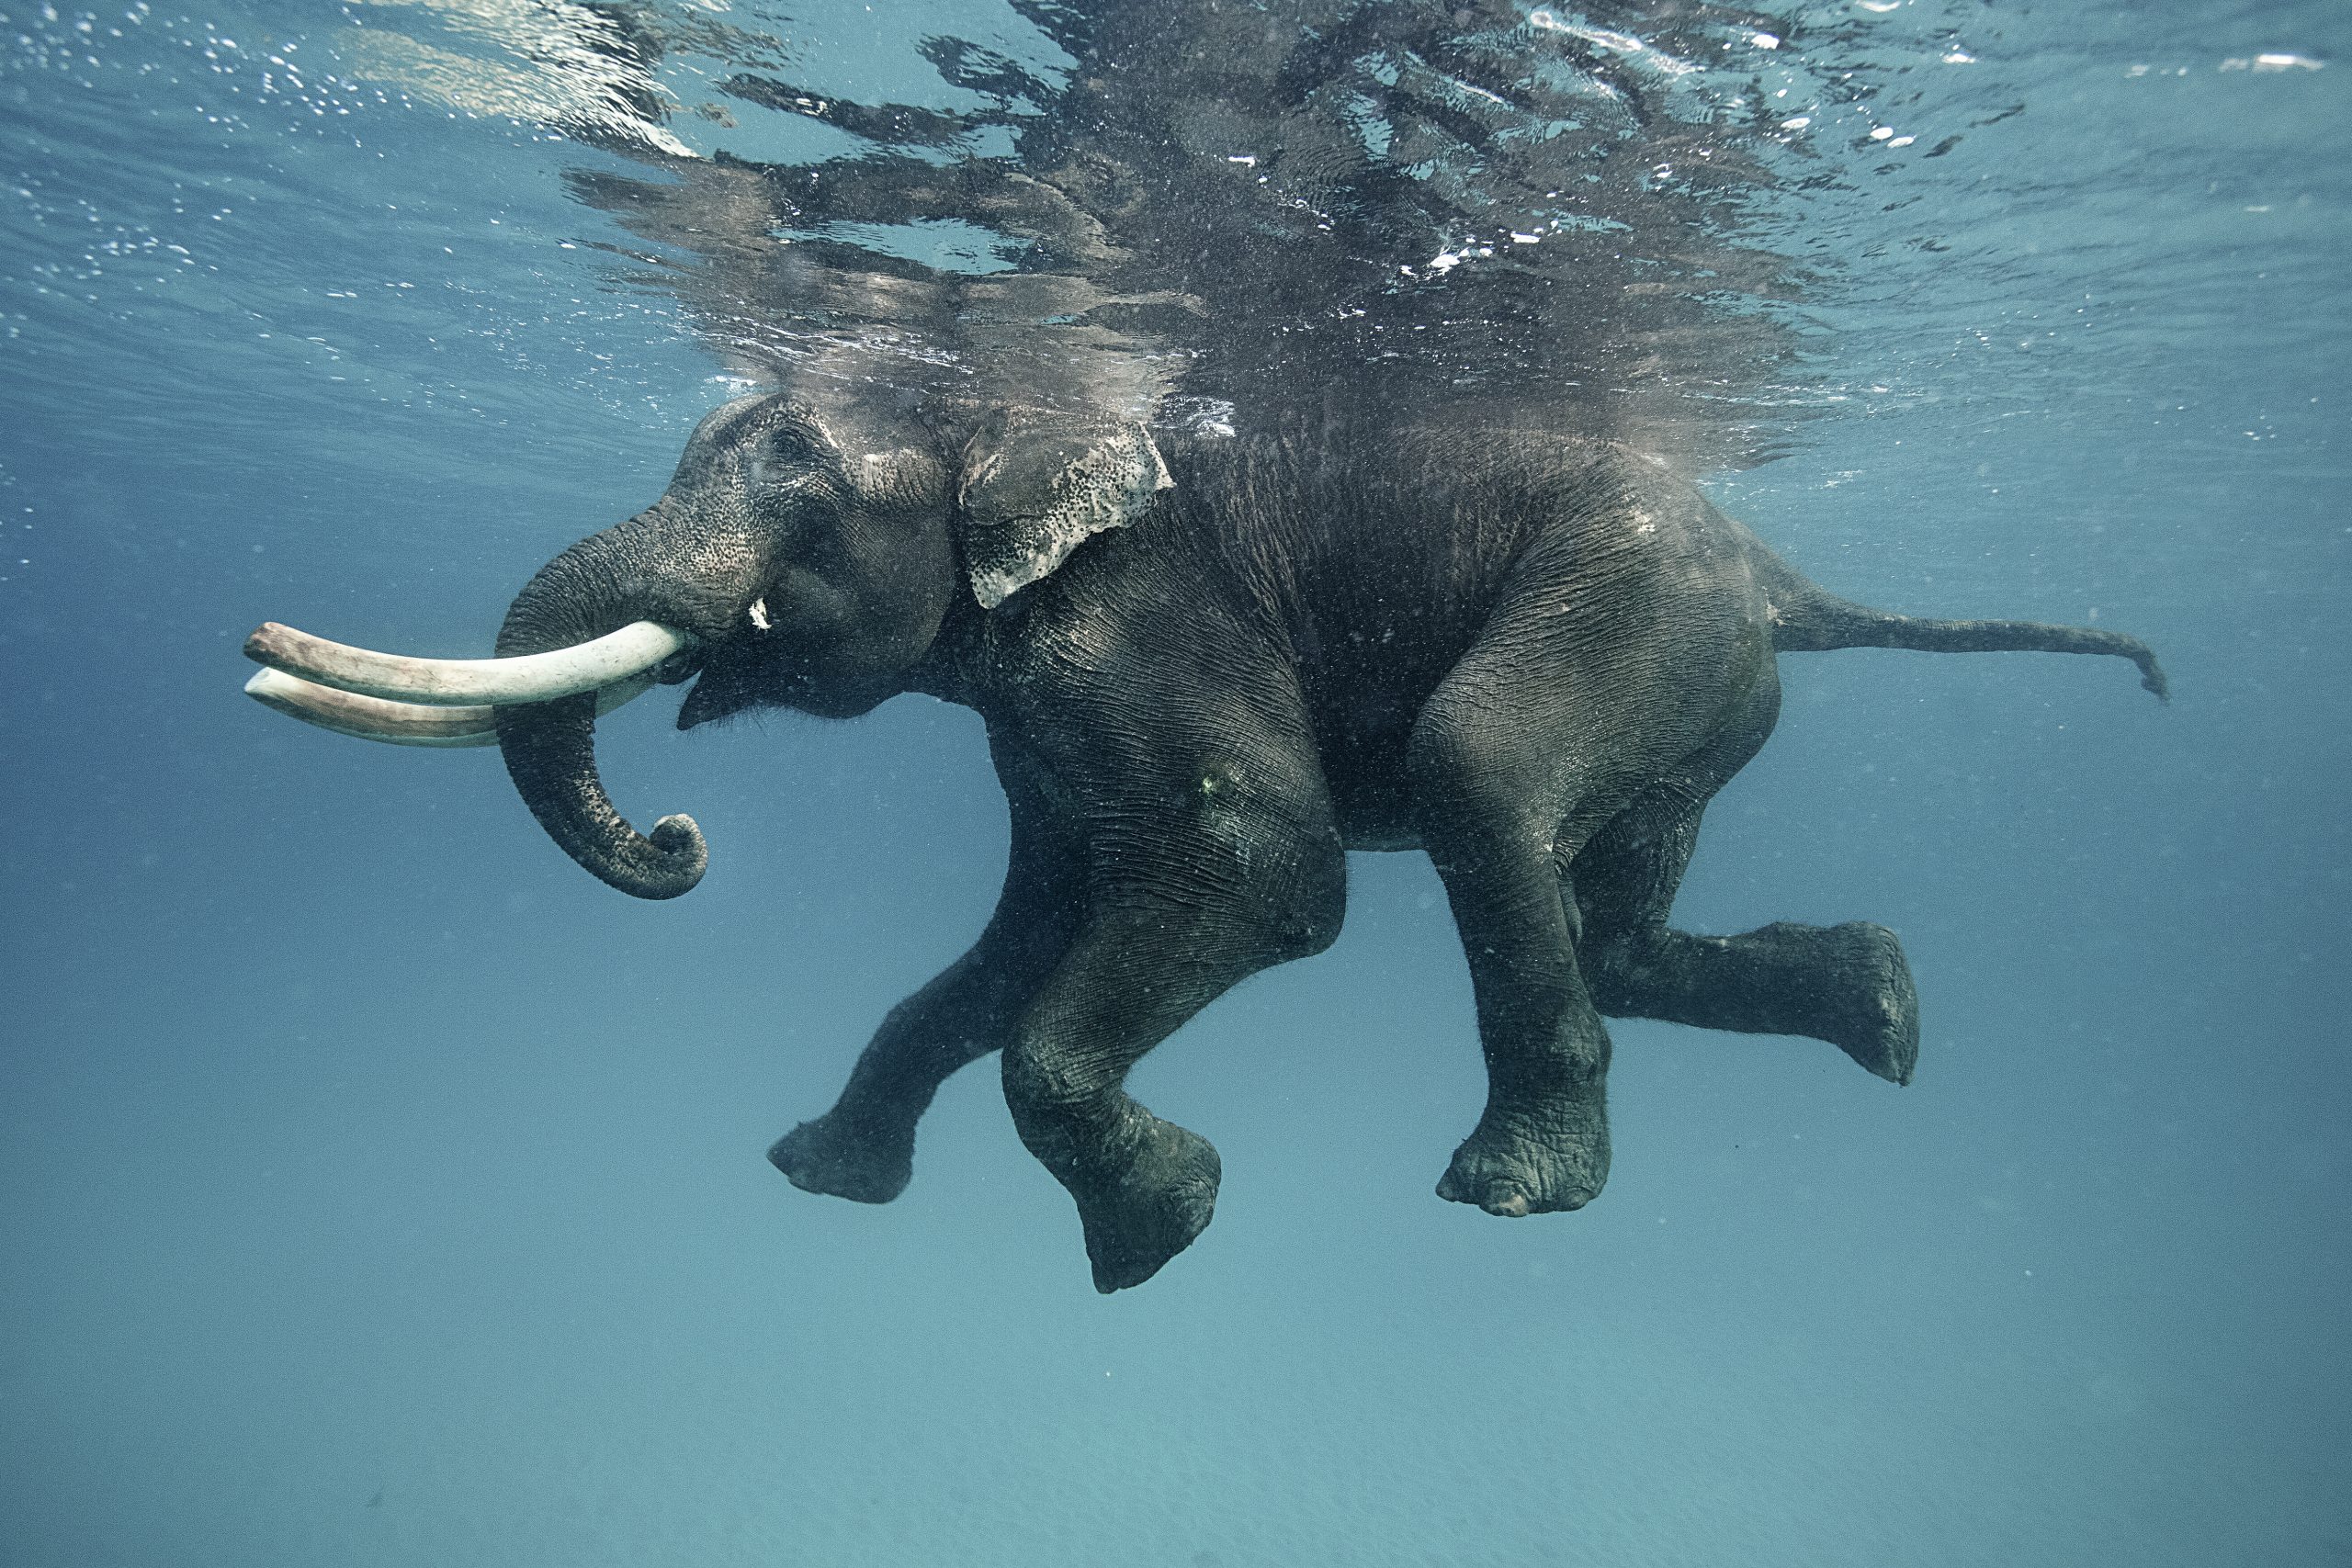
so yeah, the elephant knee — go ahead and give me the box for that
[1581,954,1636,1016]
[1001,1037,1091,1118]
[1004,1030,1186,1184]
[1170,818,1345,966]
[1578,929,1658,1015]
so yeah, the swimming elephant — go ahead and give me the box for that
[244,393,2165,1292]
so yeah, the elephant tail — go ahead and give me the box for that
[1762,558,2169,701]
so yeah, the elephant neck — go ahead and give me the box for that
[900,584,992,708]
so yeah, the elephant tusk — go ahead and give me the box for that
[244,667,658,748]
[243,618,692,706]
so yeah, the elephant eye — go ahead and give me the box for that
[761,426,822,467]
[747,597,772,631]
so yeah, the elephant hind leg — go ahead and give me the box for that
[1407,530,1794,1219]
[1568,728,1919,1086]
[1584,917,1920,1085]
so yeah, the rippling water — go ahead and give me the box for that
[2,2,2346,1564]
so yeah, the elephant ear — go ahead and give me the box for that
[956,406,1172,609]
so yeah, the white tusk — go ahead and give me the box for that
[244,668,658,748]
[243,619,691,706]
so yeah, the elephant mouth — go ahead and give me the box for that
[672,641,896,726]
[675,662,752,729]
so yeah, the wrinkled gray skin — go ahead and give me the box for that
[494,392,2165,1292]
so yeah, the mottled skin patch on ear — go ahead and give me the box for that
[958,405,1173,607]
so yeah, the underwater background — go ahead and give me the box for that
[2,0,2346,1563]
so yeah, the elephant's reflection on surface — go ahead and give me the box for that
[247,392,2163,1292]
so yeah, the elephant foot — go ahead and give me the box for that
[1068,1112,1222,1293]
[1814,922,1919,1087]
[1437,1089,1611,1218]
[768,1110,914,1205]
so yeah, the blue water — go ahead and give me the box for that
[3,1,2346,1564]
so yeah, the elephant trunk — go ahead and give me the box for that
[492,513,713,900]
[494,688,707,899]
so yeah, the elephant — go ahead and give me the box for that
[244,392,2165,1292]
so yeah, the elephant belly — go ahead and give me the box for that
[1313,697,1427,852]
[1337,818,1425,853]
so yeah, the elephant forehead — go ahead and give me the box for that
[678,394,832,462]
[848,446,951,503]
[686,392,798,451]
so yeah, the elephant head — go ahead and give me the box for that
[243,391,1172,897]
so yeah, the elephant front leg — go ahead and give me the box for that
[773,771,1082,1203]
[1003,831,1344,1292]
[972,616,1342,1289]
[772,944,1054,1203]
[1003,1002,1225,1296]
[999,908,1300,1293]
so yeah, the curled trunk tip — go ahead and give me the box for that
[641,814,710,897]
[495,693,708,899]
